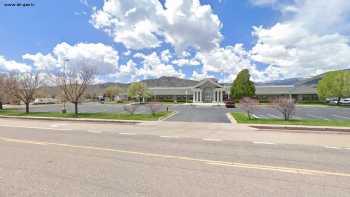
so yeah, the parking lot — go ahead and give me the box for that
[253,106,350,120]
[16,102,350,123]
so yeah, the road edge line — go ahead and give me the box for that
[226,113,237,124]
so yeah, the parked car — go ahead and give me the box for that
[340,98,350,105]
[329,100,339,105]
[97,96,105,104]
[225,100,235,108]
[327,98,350,105]
[33,98,56,105]
[325,97,338,103]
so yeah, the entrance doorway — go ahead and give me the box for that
[203,87,213,103]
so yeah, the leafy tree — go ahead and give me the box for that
[230,69,255,100]
[317,71,350,105]
[128,82,151,103]
[104,86,122,101]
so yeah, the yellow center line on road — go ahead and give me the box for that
[1,136,350,178]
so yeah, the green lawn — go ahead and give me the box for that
[231,112,350,127]
[0,110,172,121]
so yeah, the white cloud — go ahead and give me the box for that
[250,0,350,80]
[195,44,262,82]
[191,70,211,81]
[24,42,119,76]
[250,0,278,6]
[90,0,163,49]
[0,55,31,73]
[90,0,222,53]
[160,49,172,63]
[172,58,200,67]
[117,60,138,81]
[123,50,131,56]
[161,0,222,53]
[134,52,184,79]
[23,53,58,71]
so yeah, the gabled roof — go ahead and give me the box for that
[193,78,223,88]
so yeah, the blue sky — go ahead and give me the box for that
[1,0,349,83]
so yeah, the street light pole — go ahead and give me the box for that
[62,58,69,113]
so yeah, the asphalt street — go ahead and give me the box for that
[0,122,350,196]
[15,102,350,123]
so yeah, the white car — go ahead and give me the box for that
[326,97,338,103]
[340,98,350,105]
[33,98,57,105]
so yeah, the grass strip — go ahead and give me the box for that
[0,110,171,121]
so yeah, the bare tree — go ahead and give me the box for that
[123,104,138,115]
[56,66,96,116]
[239,97,259,120]
[148,102,162,116]
[0,75,7,110]
[272,97,296,120]
[6,71,41,113]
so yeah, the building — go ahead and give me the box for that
[149,78,318,103]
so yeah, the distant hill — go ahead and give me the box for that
[257,69,350,87]
[141,76,198,87]
[256,78,304,86]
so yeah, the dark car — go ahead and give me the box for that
[225,101,235,108]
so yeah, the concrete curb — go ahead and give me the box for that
[226,113,237,124]
[158,111,178,121]
[247,124,350,133]
[0,115,144,124]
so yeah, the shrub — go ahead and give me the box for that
[272,97,296,120]
[123,104,138,115]
[148,102,162,116]
[239,97,259,120]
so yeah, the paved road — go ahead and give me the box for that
[0,122,349,196]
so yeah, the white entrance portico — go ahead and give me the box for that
[192,78,224,103]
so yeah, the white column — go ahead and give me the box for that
[197,90,200,102]
[220,90,223,103]
[214,90,217,102]
[217,90,219,102]
[217,90,220,103]
[193,90,195,103]
[195,90,197,102]
[198,90,201,102]
[197,90,199,102]
[212,90,215,103]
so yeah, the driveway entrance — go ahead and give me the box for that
[166,105,236,123]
